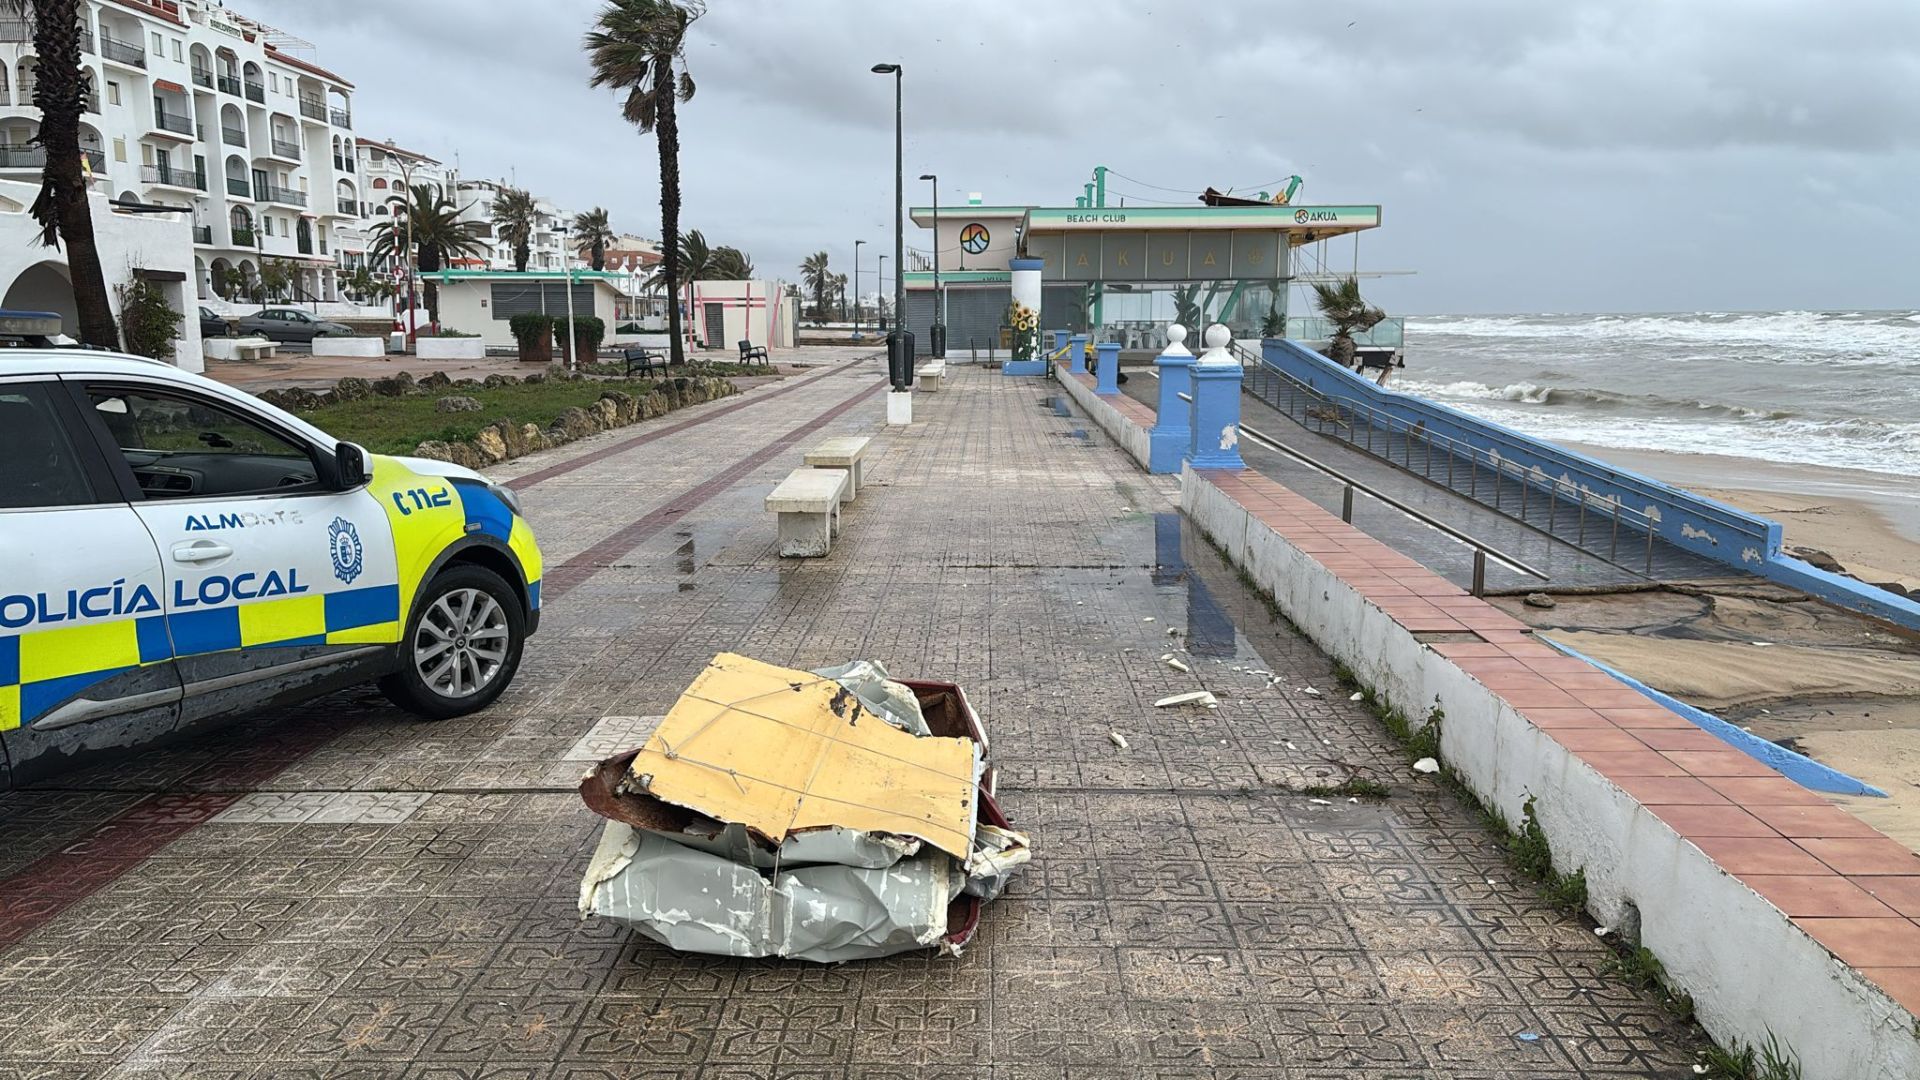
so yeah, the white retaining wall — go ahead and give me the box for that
[1054,366,1151,469]
[309,335,387,358]
[1182,466,1920,1080]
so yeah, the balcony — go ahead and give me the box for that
[217,73,241,96]
[83,92,99,114]
[221,125,245,146]
[192,224,212,244]
[329,107,351,128]
[226,176,251,197]
[0,18,26,42]
[332,154,354,173]
[297,234,312,255]
[0,146,106,171]
[336,196,359,216]
[78,30,92,54]
[190,66,214,90]
[243,80,265,104]
[268,137,301,160]
[255,182,305,207]
[99,37,145,68]
[151,111,195,138]
[298,96,327,122]
[230,227,255,247]
[142,162,205,190]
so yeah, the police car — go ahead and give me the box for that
[0,312,543,790]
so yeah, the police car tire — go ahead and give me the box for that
[379,564,526,720]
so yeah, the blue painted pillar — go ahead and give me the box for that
[1051,330,1070,355]
[1149,324,1195,474]
[1188,324,1245,470]
[1067,334,1089,375]
[1095,342,1121,395]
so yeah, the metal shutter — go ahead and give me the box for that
[488,281,596,319]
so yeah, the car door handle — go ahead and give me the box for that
[172,540,234,563]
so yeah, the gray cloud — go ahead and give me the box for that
[244,0,1917,313]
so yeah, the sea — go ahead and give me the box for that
[1396,311,1920,478]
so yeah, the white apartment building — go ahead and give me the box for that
[454,177,572,273]
[0,0,361,305]
[331,137,449,287]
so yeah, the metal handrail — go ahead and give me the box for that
[1233,341,1660,576]
[1176,390,1547,595]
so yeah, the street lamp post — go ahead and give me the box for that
[871,62,907,389]
[877,254,887,330]
[919,173,942,357]
[853,238,864,336]
[557,224,578,372]
[395,158,418,340]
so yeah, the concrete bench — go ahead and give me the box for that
[915,361,945,391]
[804,436,872,502]
[767,467,849,557]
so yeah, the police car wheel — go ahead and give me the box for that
[379,564,525,720]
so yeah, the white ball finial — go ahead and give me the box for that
[1205,324,1231,349]
[1166,323,1187,345]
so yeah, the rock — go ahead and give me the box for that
[471,425,509,464]
[257,386,324,412]
[1412,757,1440,774]
[332,376,372,401]
[451,377,479,389]
[523,373,544,385]
[588,398,620,429]
[1791,546,1846,573]
[482,373,514,389]
[600,390,638,424]
[554,407,596,439]
[435,395,483,413]
[412,439,455,462]
[418,371,453,390]
[370,373,416,397]
[497,419,535,457]
[1873,581,1911,597]
[1524,592,1558,609]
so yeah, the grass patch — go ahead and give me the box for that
[1697,1033,1802,1080]
[1604,944,1696,1023]
[295,377,673,456]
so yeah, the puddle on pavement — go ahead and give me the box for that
[1154,512,1240,658]
[1040,396,1073,417]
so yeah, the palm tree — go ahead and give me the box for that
[800,251,830,319]
[368,183,488,327]
[6,0,117,348]
[490,186,538,273]
[586,0,703,365]
[709,245,752,280]
[571,207,616,271]
[644,228,710,290]
[1310,276,1386,369]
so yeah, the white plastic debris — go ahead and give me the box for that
[1349,692,1364,702]
[1309,798,1332,806]
[1412,757,1440,774]
[1595,926,1612,937]
[1154,691,1219,708]
[1142,617,1155,623]
[1165,658,1191,673]
[1108,730,1130,750]
[1300,686,1322,697]
[1284,741,1297,751]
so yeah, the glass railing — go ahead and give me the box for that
[329,107,351,128]
[298,97,327,121]
[226,176,252,197]
[1283,315,1406,350]
[100,38,145,67]
[243,81,265,104]
[153,111,193,136]
[222,126,245,146]
[217,74,241,96]
[269,138,301,160]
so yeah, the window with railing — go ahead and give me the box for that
[78,29,93,54]
[0,145,45,168]
[221,125,245,146]
[100,37,145,67]
[226,176,251,197]
[231,227,255,246]
[0,18,30,43]
[337,196,359,216]
[269,137,300,159]
[256,183,306,207]
[217,73,241,96]
[190,67,213,89]
[192,224,212,244]
[243,80,265,104]
[329,107,351,128]
[153,110,193,135]
[298,96,326,122]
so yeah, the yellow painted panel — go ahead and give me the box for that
[327,621,401,645]
[19,619,140,682]
[238,594,327,646]
[0,685,18,732]
[508,516,544,584]
[629,653,979,858]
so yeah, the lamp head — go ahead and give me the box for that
[918,173,935,181]
[871,63,900,74]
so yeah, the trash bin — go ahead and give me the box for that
[929,322,946,360]
[888,330,917,387]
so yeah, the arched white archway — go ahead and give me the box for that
[3,260,77,332]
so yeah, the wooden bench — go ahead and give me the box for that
[915,360,945,391]
[738,339,769,364]
[804,435,871,502]
[622,347,666,377]
[766,467,849,557]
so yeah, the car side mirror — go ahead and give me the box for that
[332,441,374,490]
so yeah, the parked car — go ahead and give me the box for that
[232,308,355,343]
[0,314,545,791]
[198,306,230,339]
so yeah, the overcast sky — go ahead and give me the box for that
[245,0,1917,315]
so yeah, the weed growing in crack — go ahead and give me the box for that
[1606,944,1695,1023]
[1698,1029,1800,1078]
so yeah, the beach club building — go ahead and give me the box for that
[903,192,1384,357]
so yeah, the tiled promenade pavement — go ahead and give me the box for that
[0,356,1708,1078]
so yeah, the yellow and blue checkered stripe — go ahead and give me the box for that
[0,585,402,733]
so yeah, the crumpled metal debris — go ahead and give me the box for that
[578,653,1028,962]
